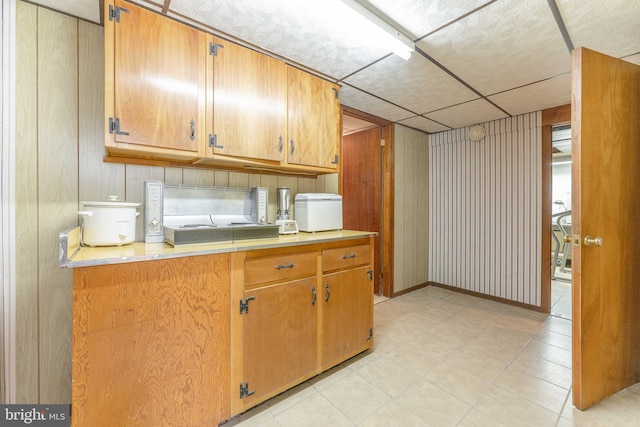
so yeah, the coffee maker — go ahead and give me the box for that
[275,187,298,234]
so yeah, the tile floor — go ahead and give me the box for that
[550,280,571,320]
[224,283,640,426]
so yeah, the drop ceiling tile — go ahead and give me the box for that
[342,115,380,135]
[340,85,414,122]
[488,73,571,116]
[425,99,508,129]
[397,116,451,133]
[343,54,477,113]
[557,0,640,58]
[366,0,490,39]
[623,53,640,66]
[169,0,395,78]
[416,0,571,95]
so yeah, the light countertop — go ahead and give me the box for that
[61,229,376,268]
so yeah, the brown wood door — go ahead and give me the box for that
[571,47,640,410]
[322,266,373,369]
[287,66,340,169]
[112,0,206,153]
[211,38,286,161]
[342,128,383,293]
[243,278,318,406]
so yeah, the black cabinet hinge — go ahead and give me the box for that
[109,5,129,23]
[109,117,129,136]
[332,87,339,100]
[239,296,256,315]
[367,270,373,281]
[210,42,224,56]
[239,382,256,399]
[209,134,224,149]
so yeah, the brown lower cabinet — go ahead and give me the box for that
[72,254,231,427]
[231,237,374,415]
[71,236,373,425]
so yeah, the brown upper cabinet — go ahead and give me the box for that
[104,0,340,173]
[206,38,287,163]
[201,46,341,172]
[104,0,207,161]
[287,66,341,170]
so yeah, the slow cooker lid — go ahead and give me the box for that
[81,195,140,208]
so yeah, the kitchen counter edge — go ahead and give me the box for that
[60,228,377,268]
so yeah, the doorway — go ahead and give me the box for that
[551,124,572,320]
[341,107,393,297]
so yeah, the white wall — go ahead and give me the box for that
[428,112,543,307]
[552,162,572,213]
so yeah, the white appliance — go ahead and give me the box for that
[295,193,342,232]
[78,197,141,246]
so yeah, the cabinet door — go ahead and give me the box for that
[107,0,206,157]
[287,66,340,169]
[243,278,318,406]
[322,266,373,369]
[210,38,287,161]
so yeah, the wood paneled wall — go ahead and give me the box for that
[428,112,542,306]
[393,125,429,294]
[13,1,336,403]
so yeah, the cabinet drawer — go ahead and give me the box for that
[245,252,317,287]
[323,244,371,272]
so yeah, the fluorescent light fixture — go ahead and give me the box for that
[553,161,572,165]
[337,0,415,60]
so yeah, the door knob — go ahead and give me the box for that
[584,235,603,246]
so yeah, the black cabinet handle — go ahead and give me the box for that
[311,286,316,306]
[342,253,356,259]
[325,283,331,302]
[275,262,295,270]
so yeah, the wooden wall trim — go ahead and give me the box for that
[539,103,571,313]
[542,104,571,126]
[540,123,552,312]
[343,105,393,127]
[342,107,394,297]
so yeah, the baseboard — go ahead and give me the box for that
[427,281,547,313]
[391,282,429,298]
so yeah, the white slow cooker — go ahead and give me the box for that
[78,196,141,246]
